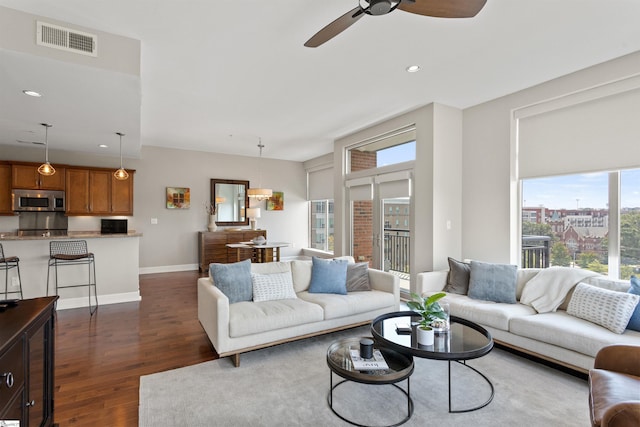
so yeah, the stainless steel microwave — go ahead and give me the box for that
[12,189,65,212]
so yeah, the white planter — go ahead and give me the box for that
[417,326,434,346]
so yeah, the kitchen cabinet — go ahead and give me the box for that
[66,168,134,216]
[11,164,65,190]
[0,163,11,214]
[198,230,267,272]
[0,297,57,427]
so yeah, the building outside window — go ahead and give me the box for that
[310,200,334,253]
[522,169,640,279]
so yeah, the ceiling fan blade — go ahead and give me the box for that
[17,140,45,145]
[304,6,365,48]
[398,0,487,18]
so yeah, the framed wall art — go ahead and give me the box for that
[166,187,191,209]
[266,191,284,211]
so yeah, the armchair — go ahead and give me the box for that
[588,345,640,427]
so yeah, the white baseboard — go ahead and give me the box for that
[56,291,141,310]
[139,264,198,275]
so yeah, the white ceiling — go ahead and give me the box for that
[1,0,640,162]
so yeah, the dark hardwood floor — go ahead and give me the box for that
[53,270,217,426]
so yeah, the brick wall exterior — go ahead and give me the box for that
[350,149,377,265]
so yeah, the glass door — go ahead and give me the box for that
[348,172,412,295]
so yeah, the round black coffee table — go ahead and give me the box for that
[371,311,494,413]
[326,336,414,427]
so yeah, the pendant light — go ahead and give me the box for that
[114,132,129,180]
[37,123,55,176]
[247,138,272,201]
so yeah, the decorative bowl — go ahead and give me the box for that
[252,236,266,245]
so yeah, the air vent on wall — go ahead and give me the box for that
[36,21,97,57]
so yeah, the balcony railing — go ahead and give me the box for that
[522,235,551,268]
[382,231,551,273]
[384,229,410,274]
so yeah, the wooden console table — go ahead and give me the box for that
[226,242,290,263]
[198,230,267,271]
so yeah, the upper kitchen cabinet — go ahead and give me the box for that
[0,163,12,215]
[12,163,66,190]
[66,167,134,216]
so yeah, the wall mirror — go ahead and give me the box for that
[211,179,249,226]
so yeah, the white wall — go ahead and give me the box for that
[0,144,308,271]
[462,51,640,264]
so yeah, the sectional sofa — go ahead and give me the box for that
[417,261,640,373]
[197,257,399,366]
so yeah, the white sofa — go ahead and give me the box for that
[198,257,399,366]
[417,267,640,373]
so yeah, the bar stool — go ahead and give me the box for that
[47,240,98,315]
[0,243,22,299]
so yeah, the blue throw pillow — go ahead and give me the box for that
[308,257,348,295]
[627,275,640,331]
[468,260,518,304]
[210,259,252,303]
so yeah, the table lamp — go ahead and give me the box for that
[247,207,261,230]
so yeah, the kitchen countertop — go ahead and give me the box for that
[0,231,142,240]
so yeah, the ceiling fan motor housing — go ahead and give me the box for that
[368,0,393,15]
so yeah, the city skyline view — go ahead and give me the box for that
[523,169,640,210]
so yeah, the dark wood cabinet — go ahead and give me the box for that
[65,168,134,216]
[0,297,57,427]
[0,163,12,215]
[198,230,267,272]
[11,164,66,191]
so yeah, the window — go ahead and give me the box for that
[522,169,640,279]
[348,127,416,173]
[310,200,334,253]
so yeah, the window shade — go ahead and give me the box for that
[518,87,640,178]
[346,177,373,201]
[308,167,333,200]
[375,171,411,199]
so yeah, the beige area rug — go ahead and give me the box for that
[139,327,589,426]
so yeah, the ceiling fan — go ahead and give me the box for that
[304,0,487,47]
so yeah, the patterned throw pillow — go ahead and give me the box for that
[626,275,640,331]
[567,282,640,334]
[251,271,297,302]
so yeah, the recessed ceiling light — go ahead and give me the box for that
[23,90,42,97]
[98,144,108,148]
[406,65,421,73]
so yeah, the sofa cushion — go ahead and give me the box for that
[308,257,348,295]
[251,271,297,302]
[250,261,291,275]
[346,262,371,292]
[298,290,395,320]
[445,257,470,295]
[627,276,640,331]
[468,261,517,304]
[567,283,640,334]
[290,260,312,293]
[229,298,324,337]
[210,259,252,303]
[509,311,640,358]
[520,267,600,313]
[442,293,536,331]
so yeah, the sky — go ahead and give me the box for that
[523,170,640,209]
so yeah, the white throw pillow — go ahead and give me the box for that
[566,282,640,334]
[251,271,297,302]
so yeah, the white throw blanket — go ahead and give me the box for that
[520,267,600,313]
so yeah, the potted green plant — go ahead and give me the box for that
[407,292,448,345]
